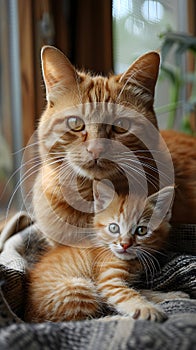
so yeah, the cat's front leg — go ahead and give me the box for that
[98,281,167,322]
[118,294,167,322]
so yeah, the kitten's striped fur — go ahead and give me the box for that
[25,185,175,322]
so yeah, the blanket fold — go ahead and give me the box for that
[0,212,195,350]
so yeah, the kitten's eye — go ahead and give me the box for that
[109,223,120,234]
[135,226,148,236]
[112,118,130,134]
[67,116,85,132]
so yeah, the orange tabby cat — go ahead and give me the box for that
[26,183,179,323]
[31,46,195,247]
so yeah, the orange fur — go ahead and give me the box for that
[33,47,162,245]
[33,46,195,249]
[161,130,196,223]
[25,187,173,323]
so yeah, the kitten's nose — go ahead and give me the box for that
[87,140,104,160]
[121,242,131,250]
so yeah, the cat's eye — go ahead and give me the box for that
[67,116,85,132]
[112,118,130,134]
[109,223,120,234]
[135,226,148,236]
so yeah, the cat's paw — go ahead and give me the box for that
[131,303,167,322]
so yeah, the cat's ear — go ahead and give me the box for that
[119,51,160,96]
[41,45,78,101]
[147,186,175,221]
[93,180,115,212]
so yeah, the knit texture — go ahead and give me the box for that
[0,212,195,350]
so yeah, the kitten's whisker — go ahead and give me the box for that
[139,248,161,277]
[137,247,159,287]
[136,250,150,286]
[144,247,167,258]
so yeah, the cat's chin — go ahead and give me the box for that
[72,160,117,180]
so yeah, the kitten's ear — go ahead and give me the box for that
[93,180,115,212]
[147,186,175,221]
[41,45,78,100]
[119,51,160,96]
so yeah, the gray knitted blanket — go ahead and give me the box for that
[0,212,195,350]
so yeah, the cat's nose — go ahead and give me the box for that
[120,242,131,250]
[87,140,104,160]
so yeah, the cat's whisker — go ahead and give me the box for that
[5,159,46,221]
[118,158,159,176]
[131,158,171,184]
[116,150,173,184]
[144,247,167,258]
[117,156,160,176]
[121,155,170,176]
[138,249,155,284]
[136,155,169,168]
[21,161,67,209]
[121,161,164,189]
[21,158,65,190]
[12,139,40,156]
[1,155,42,203]
[140,256,154,287]
[136,250,150,286]
[132,149,166,155]
[118,162,158,190]
[139,248,161,278]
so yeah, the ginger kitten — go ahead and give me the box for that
[25,183,178,323]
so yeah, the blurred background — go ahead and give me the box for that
[0,0,196,221]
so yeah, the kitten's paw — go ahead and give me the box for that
[131,303,167,322]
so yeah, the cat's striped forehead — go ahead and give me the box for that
[77,72,152,108]
[95,194,148,233]
[41,46,160,122]
[117,195,148,230]
[78,74,118,104]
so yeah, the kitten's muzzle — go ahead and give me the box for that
[87,140,105,160]
[120,242,132,251]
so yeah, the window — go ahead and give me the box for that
[112,0,188,129]
[0,0,23,221]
